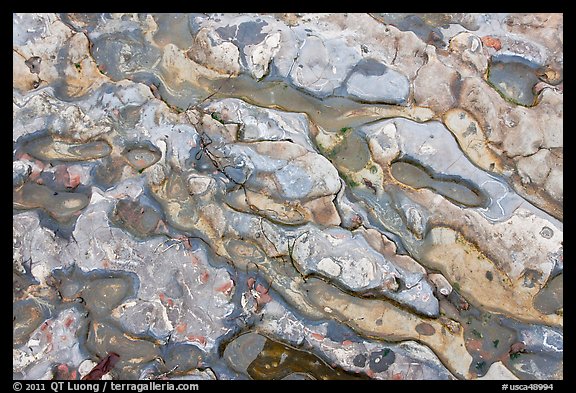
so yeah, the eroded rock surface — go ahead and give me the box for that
[14,13,562,381]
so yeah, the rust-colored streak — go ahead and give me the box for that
[82,352,120,380]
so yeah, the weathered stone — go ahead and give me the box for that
[443,108,504,173]
[302,278,473,379]
[544,166,563,203]
[187,27,241,76]
[413,51,460,112]
[516,149,552,186]
[257,299,456,380]
[345,58,410,105]
[287,224,438,317]
[290,35,358,98]
[13,12,563,381]
[447,32,488,76]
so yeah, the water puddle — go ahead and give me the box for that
[223,332,368,380]
[200,74,426,133]
[22,134,112,162]
[390,159,490,208]
[370,13,480,48]
[487,55,541,107]
[14,182,90,222]
[533,273,562,315]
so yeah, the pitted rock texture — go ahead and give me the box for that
[14,13,562,381]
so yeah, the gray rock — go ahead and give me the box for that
[516,149,551,186]
[258,299,455,380]
[289,34,360,98]
[344,58,410,105]
[264,223,438,317]
[544,166,563,203]
[12,12,563,381]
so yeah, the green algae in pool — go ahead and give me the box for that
[390,159,489,208]
[323,128,372,172]
[487,55,541,107]
[461,311,517,377]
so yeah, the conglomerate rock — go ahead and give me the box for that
[13,13,562,381]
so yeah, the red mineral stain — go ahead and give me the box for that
[479,348,497,361]
[55,364,74,380]
[216,280,234,294]
[54,165,70,187]
[199,271,210,284]
[255,284,272,305]
[15,152,33,161]
[64,317,74,328]
[175,323,187,334]
[66,172,81,189]
[342,340,354,346]
[392,372,404,380]
[498,352,510,363]
[481,36,502,51]
[310,332,325,341]
[33,159,45,171]
[178,236,191,249]
[159,293,174,306]
[82,352,120,380]
[457,298,470,311]
[187,335,207,346]
[466,338,483,352]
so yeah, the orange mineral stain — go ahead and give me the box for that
[481,36,502,51]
